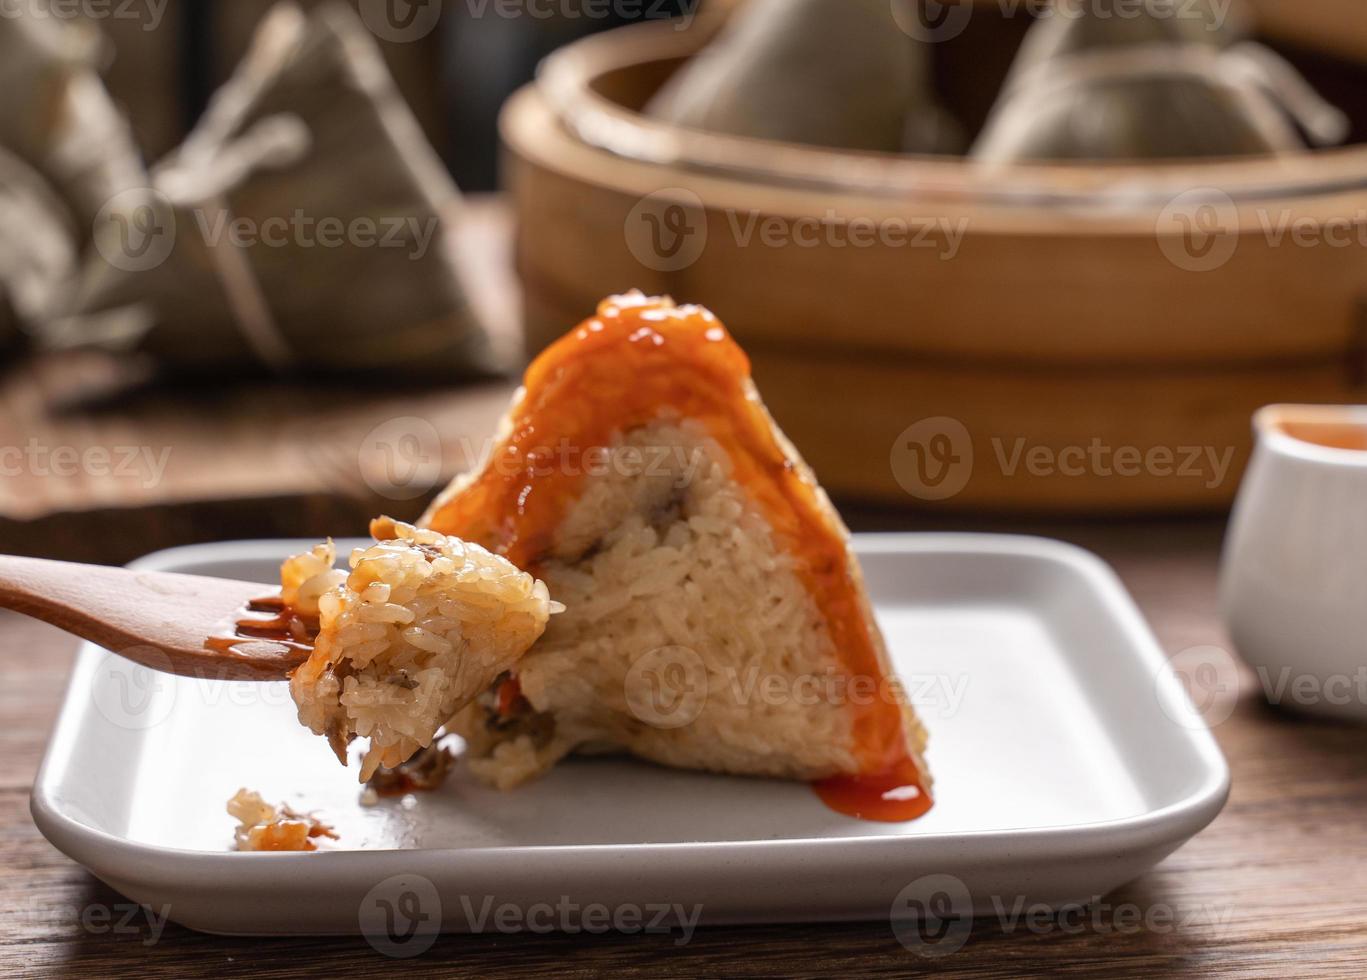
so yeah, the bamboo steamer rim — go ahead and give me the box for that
[534,19,1367,212]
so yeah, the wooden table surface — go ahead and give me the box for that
[6,515,1367,978]
[4,199,1366,977]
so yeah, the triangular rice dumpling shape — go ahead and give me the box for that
[1005,0,1240,82]
[973,72,1304,161]
[0,147,76,357]
[422,293,932,812]
[971,0,1338,161]
[62,1,496,380]
[647,0,957,154]
[0,9,145,244]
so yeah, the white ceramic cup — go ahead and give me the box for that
[1220,404,1367,721]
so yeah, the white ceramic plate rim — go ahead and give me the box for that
[31,534,1229,886]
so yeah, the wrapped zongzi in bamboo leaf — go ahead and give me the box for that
[1003,0,1243,79]
[56,2,497,381]
[647,0,959,154]
[0,147,77,358]
[0,7,144,244]
[972,0,1347,162]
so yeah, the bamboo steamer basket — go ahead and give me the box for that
[1248,0,1367,67]
[502,14,1367,513]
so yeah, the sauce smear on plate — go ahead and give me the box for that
[814,756,934,822]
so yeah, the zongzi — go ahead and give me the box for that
[286,518,560,781]
[58,1,497,381]
[0,147,76,357]
[1003,0,1245,81]
[972,0,1347,162]
[421,292,932,817]
[0,8,144,243]
[647,0,959,154]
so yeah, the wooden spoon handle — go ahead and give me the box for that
[0,555,300,680]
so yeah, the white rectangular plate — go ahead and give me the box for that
[32,534,1228,937]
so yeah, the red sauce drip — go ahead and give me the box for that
[496,675,525,717]
[370,772,427,799]
[813,756,934,823]
[251,815,337,851]
[205,594,318,656]
[252,825,318,852]
[425,295,932,820]
[368,747,457,798]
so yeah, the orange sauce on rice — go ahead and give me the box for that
[424,294,931,822]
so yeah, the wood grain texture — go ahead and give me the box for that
[0,556,299,681]
[5,518,1367,978]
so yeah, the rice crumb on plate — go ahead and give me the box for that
[227,789,335,852]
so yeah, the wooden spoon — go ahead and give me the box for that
[0,555,308,681]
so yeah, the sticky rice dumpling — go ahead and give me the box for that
[0,8,144,244]
[287,517,559,781]
[421,293,931,816]
[972,0,1347,162]
[647,0,958,154]
[0,148,76,357]
[1003,0,1242,79]
[58,1,497,380]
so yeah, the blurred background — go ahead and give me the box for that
[2,0,1366,563]
[88,0,695,188]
